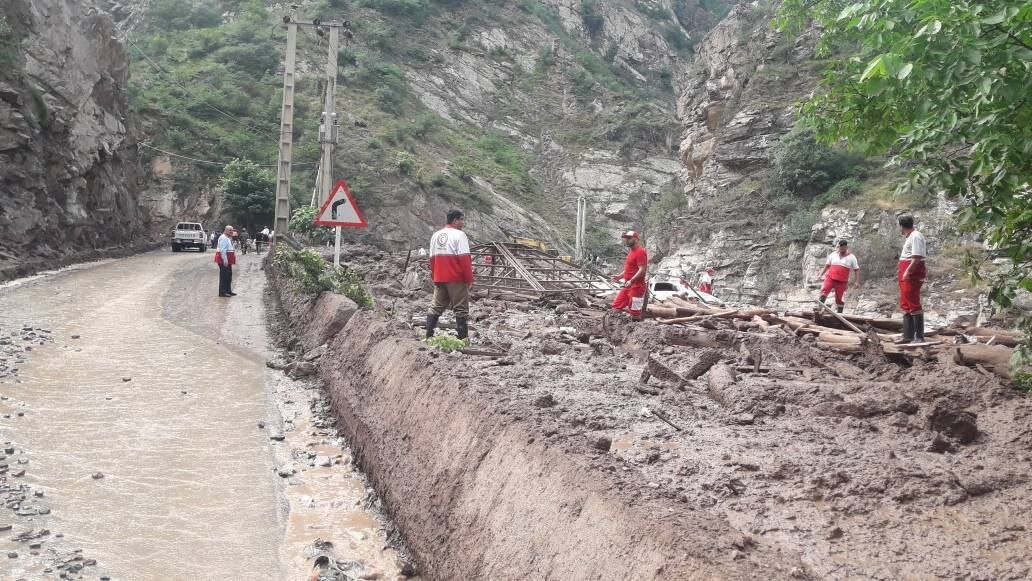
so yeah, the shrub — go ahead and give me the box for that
[396,151,415,175]
[771,127,862,198]
[581,0,605,35]
[328,265,374,308]
[425,335,468,352]
[0,15,17,65]
[273,249,329,295]
[811,177,863,209]
[288,206,334,244]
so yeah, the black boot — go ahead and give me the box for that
[425,313,440,339]
[836,304,845,314]
[912,313,925,343]
[818,294,828,304]
[900,314,914,343]
[456,318,469,341]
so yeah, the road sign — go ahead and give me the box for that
[314,179,367,228]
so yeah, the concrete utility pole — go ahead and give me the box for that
[317,26,342,266]
[272,21,298,243]
[575,197,587,262]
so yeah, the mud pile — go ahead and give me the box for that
[270,247,1032,579]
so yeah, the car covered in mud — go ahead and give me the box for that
[171,222,207,252]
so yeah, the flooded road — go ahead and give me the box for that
[0,251,402,580]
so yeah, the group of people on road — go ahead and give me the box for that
[395,208,932,346]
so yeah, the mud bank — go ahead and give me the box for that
[268,272,803,580]
[0,240,161,283]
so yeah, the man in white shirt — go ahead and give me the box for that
[217,225,237,297]
[897,214,928,342]
[818,240,861,313]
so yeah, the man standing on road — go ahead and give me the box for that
[818,239,861,313]
[216,225,237,298]
[611,230,648,320]
[897,214,928,343]
[426,210,474,340]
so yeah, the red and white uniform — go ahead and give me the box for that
[821,251,859,305]
[898,230,927,313]
[698,272,713,294]
[429,225,474,284]
[612,245,648,316]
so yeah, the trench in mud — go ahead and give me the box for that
[0,252,403,580]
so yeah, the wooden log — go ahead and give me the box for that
[661,326,732,349]
[953,344,1014,379]
[961,327,1025,347]
[817,340,862,353]
[706,363,737,407]
[646,305,679,319]
[818,332,861,345]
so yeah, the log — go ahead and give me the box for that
[817,340,862,353]
[953,344,1014,379]
[646,305,679,319]
[706,363,738,407]
[661,326,732,349]
[961,327,1025,348]
[818,332,861,345]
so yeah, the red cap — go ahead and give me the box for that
[621,230,640,239]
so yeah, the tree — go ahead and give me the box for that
[777,0,1032,339]
[221,159,275,229]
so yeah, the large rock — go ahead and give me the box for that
[304,292,359,352]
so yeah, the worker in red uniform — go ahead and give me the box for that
[426,209,474,340]
[897,214,928,343]
[698,266,715,295]
[818,239,861,313]
[611,230,648,320]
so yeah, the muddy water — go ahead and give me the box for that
[0,251,404,580]
[0,253,283,578]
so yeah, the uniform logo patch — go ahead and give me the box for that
[435,233,448,248]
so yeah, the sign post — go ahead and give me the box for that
[314,179,368,266]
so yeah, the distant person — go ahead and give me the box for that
[818,240,861,314]
[210,228,220,250]
[698,266,715,295]
[897,214,927,343]
[239,228,250,255]
[426,210,474,341]
[611,230,647,320]
[216,225,237,298]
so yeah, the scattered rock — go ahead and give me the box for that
[540,340,566,356]
[926,434,953,454]
[7,552,16,558]
[288,361,318,379]
[590,436,612,452]
[269,433,285,442]
[91,472,104,479]
[827,526,844,540]
[315,455,332,467]
[121,377,131,382]
[532,393,557,408]
[70,335,80,339]
[928,406,979,445]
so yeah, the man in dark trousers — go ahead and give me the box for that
[611,230,648,320]
[426,210,474,340]
[897,214,928,342]
[216,225,237,297]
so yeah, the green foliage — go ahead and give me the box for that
[424,335,468,352]
[771,127,862,198]
[395,150,415,175]
[784,208,819,243]
[777,0,1032,341]
[361,0,431,20]
[288,206,335,244]
[0,14,17,66]
[146,0,221,32]
[581,0,605,36]
[273,249,330,295]
[328,265,374,308]
[811,177,864,209]
[351,60,408,113]
[221,159,275,228]
[1014,371,1032,393]
[646,184,688,234]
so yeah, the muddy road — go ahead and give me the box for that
[0,251,403,580]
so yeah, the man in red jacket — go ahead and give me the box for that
[611,230,648,320]
[427,210,474,340]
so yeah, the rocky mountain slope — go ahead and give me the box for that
[656,2,987,323]
[0,0,146,280]
[126,0,732,253]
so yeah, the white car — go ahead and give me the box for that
[171,222,207,252]
[649,276,724,306]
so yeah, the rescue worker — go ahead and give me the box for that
[698,266,715,295]
[818,239,861,313]
[611,230,648,320]
[426,210,474,340]
[897,214,927,343]
[215,225,237,297]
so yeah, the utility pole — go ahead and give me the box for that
[575,196,587,262]
[272,21,298,244]
[317,25,341,266]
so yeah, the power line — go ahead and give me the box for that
[139,142,315,169]
[121,32,281,140]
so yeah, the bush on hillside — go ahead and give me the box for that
[771,127,862,198]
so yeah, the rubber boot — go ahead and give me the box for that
[899,314,914,343]
[456,317,469,341]
[836,304,845,314]
[912,313,925,343]
[818,294,828,304]
[425,313,440,339]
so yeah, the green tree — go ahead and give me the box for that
[770,126,862,198]
[221,159,275,229]
[777,0,1032,336]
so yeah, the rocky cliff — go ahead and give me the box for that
[0,0,146,279]
[658,3,986,324]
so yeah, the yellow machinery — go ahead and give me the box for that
[512,236,549,252]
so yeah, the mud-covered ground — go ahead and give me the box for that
[329,243,1032,579]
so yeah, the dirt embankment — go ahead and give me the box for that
[268,246,1032,580]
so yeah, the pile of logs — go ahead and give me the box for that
[646,296,1026,380]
